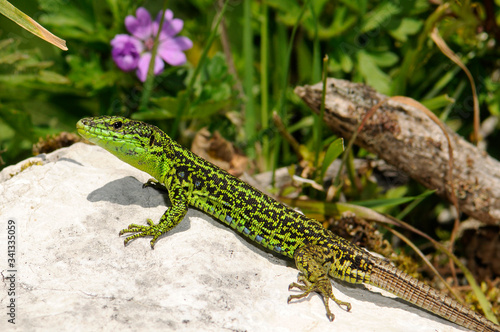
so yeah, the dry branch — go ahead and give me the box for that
[295,78,500,226]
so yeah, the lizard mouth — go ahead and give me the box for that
[76,119,87,136]
[77,117,122,142]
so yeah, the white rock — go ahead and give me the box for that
[0,143,465,331]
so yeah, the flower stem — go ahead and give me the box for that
[139,0,169,112]
[243,0,255,158]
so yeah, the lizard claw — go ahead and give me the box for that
[119,219,162,248]
[143,178,168,193]
[287,273,350,322]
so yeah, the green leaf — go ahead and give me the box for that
[66,55,115,90]
[0,107,34,141]
[366,50,399,67]
[137,54,236,122]
[421,94,455,111]
[0,107,35,165]
[265,0,301,26]
[315,7,357,39]
[141,94,232,121]
[350,190,435,208]
[387,17,423,42]
[38,5,109,43]
[0,0,67,50]
[360,2,400,33]
[357,50,391,94]
[321,138,344,179]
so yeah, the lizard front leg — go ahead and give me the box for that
[119,186,188,249]
[142,178,169,193]
[287,244,351,321]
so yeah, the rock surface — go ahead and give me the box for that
[0,143,466,331]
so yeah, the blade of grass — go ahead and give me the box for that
[260,3,270,170]
[350,190,435,208]
[276,4,307,120]
[313,55,329,179]
[170,0,229,139]
[243,0,255,157]
[272,2,308,182]
[309,1,321,175]
[320,137,344,180]
[0,0,67,50]
[431,27,480,144]
[272,111,303,160]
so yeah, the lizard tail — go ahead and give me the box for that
[368,261,500,332]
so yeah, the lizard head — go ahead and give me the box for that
[77,116,173,179]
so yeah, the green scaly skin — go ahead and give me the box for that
[77,116,500,332]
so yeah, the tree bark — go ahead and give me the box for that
[295,78,500,225]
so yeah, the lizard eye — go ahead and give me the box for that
[113,121,123,129]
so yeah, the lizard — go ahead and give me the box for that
[77,116,500,332]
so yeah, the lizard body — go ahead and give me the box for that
[77,116,499,332]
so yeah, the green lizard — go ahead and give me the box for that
[77,116,499,332]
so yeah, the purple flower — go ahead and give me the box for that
[111,7,193,82]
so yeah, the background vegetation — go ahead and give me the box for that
[1,0,498,166]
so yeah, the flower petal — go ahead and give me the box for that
[175,36,193,51]
[125,7,153,40]
[158,48,187,66]
[155,9,184,38]
[158,36,192,66]
[162,18,184,38]
[156,9,174,22]
[159,36,193,53]
[136,53,165,82]
[111,34,143,52]
[110,34,130,48]
[110,34,142,71]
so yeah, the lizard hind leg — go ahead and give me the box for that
[287,244,352,321]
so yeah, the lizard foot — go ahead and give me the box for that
[143,178,168,193]
[287,274,351,321]
[119,219,162,248]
